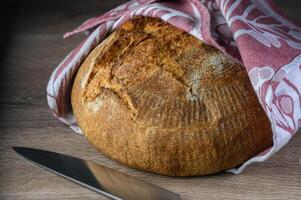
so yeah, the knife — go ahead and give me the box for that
[13,147,180,200]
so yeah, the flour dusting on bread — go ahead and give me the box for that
[86,97,103,112]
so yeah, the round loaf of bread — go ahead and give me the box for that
[71,17,273,176]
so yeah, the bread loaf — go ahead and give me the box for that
[71,17,273,176]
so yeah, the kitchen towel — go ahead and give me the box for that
[47,0,301,173]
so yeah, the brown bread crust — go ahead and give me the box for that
[71,17,273,176]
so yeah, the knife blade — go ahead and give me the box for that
[13,147,180,200]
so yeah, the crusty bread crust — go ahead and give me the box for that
[71,17,272,176]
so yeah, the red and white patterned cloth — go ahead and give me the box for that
[47,0,301,174]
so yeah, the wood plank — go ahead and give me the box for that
[0,127,300,200]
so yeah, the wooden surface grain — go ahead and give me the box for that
[0,1,300,199]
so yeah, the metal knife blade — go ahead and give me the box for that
[13,147,180,200]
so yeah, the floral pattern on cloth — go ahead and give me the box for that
[47,0,301,174]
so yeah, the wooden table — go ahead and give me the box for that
[0,1,300,199]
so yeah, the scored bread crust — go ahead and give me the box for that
[71,17,273,176]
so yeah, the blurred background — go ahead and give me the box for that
[0,0,300,72]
